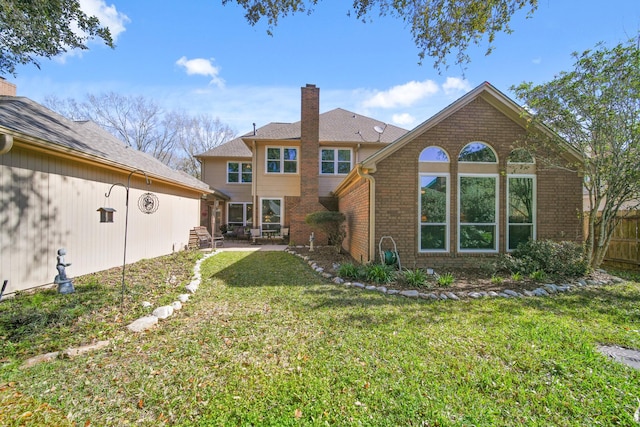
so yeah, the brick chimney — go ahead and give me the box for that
[288,84,328,245]
[0,79,16,96]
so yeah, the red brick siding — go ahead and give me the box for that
[368,97,583,270]
[339,177,371,263]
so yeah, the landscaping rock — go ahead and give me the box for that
[142,301,153,308]
[127,316,158,332]
[387,289,400,295]
[153,306,174,319]
[523,290,535,297]
[400,290,419,298]
[321,272,332,279]
[185,283,198,293]
[544,284,558,293]
[439,293,448,300]
[532,288,549,297]
[171,301,183,311]
[21,351,60,369]
[332,277,345,284]
[445,292,459,300]
[503,290,520,297]
[376,286,387,293]
[365,285,377,291]
[178,294,190,303]
[62,340,110,358]
[352,282,365,289]
[487,291,499,297]
[469,292,482,298]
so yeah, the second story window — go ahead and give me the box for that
[267,147,298,173]
[227,162,252,183]
[321,148,352,175]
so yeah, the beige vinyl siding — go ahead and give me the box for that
[1,146,201,294]
[255,143,300,197]
[201,157,252,201]
[318,175,345,197]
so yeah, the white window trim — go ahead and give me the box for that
[227,202,253,226]
[227,161,252,184]
[265,146,298,174]
[259,197,283,231]
[457,173,499,253]
[418,173,450,253]
[320,148,353,175]
[506,174,536,252]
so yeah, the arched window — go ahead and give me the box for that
[419,147,449,252]
[458,142,497,163]
[508,149,534,164]
[419,146,449,162]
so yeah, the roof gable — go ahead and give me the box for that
[0,96,210,193]
[360,82,583,171]
[197,136,252,158]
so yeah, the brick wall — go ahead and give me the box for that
[289,84,329,245]
[366,96,583,270]
[338,176,371,263]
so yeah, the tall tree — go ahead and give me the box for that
[512,40,640,268]
[0,0,113,76]
[44,93,236,177]
[222,0,537,69]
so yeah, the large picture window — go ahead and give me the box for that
[228,202,253,227]
[420,175,448,251]
[227,162,252,183]
[261,199,282,231]
[508,176,535,251]
[267,147,298,173]
[321,148,352,174]
[459,175,498,251]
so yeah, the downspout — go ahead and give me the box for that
[356,164,376,263]
[0,134,13,155]
[252,140,258,226]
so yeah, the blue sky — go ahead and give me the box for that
[9,0,640,135]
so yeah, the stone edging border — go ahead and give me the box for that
[285,248,627,301]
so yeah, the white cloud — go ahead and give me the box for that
[442,77,472,95]
[362,80,439,109]
[176,56,225,88]
[80,0,130,41]
[391,113,416,126]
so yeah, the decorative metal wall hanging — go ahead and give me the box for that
[138,192,159,214]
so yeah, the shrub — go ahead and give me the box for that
[363,263,396,284]
[305,211,346,252]
[337,262,361,280]
[529,270,546,281]
[490,275,503,285]
[436,272,455,287]
[402,268,430,288]
[513,240,588,278]
[511,271,523,281]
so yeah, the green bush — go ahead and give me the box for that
[337,262,362,280]
[305,211,346,251]
[363,263,396,284]
[402,268,430,288]
[436,272,455,287]
[497,240,588,279]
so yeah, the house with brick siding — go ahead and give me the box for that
[199,82,584,269]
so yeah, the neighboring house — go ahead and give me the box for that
[0,80,212,295]
[199,82,584,269]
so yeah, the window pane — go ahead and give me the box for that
[460,225,495,249]
[420,147,449,162]
[322,162,334,174]
[267,161,280,173]
[321,150,334,161]
[460,177,496,223]
[509,225,532,250]
[459,143,496,162]
[228,204,243,224]
[420,176,447,223]
[241,163,252,182]
[337,150,351,161]
[509,177,533,223]
[284,148,297,160]
[337,162,351,174]
[284,160,297,173]
[421,225,446,250]
[508,149,534,163]
[267,148,280,160]
[228,162,239,172]
[246,204,253,225]
[262,199,281,230]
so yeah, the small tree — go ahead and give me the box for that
[512,39,640,268]
[305,211,346,253]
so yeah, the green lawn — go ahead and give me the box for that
[1,251,639,426]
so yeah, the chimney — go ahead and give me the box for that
[300,84,320,196]
[288,84,328,246]
[0,79,16,96]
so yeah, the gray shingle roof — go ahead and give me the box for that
[250,108,407,143]
[196,136,252,158]
[0,96,211,193]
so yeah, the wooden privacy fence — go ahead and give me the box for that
[585,211,640,270]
